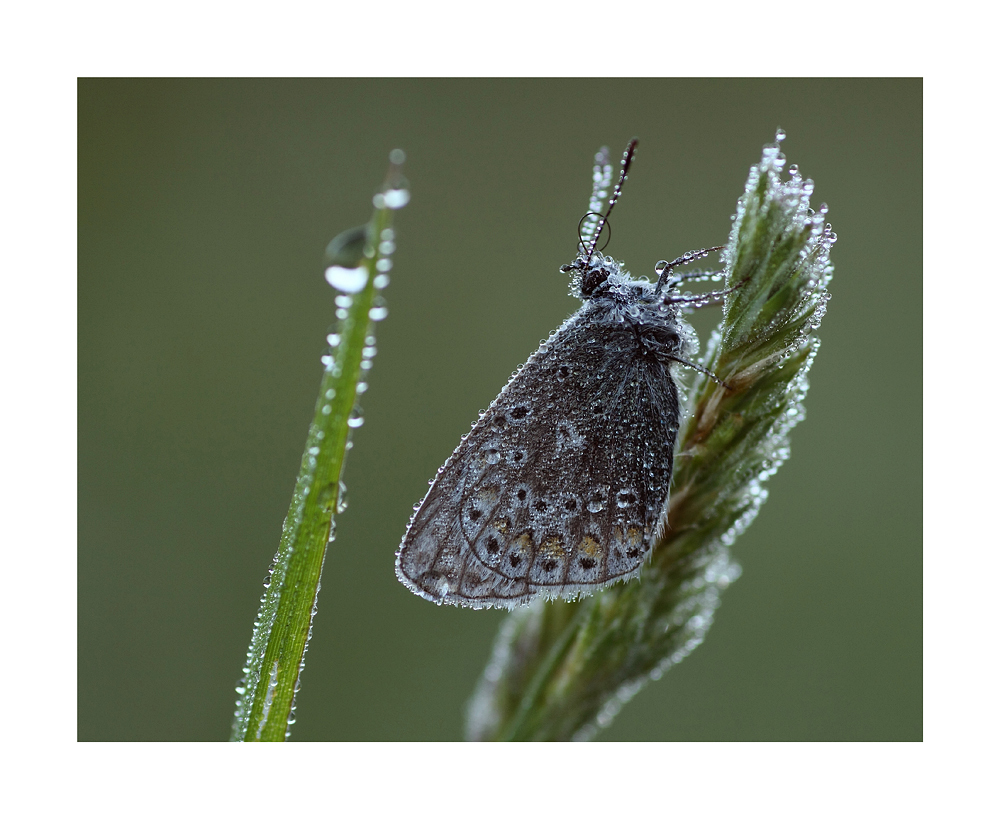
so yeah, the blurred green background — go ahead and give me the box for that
[79,78,921,741]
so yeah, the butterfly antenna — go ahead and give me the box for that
[578,146,613,252]
[585,138,638,265]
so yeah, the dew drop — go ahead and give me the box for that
[326,333,341,347]
[383,188,410,209]
[347,409,364,428]
[616,490,637,508]
[374,273,390,289]
[325,265,368,293]
[369,305,388,321]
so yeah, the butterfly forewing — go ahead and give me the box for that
[396,304,681,609]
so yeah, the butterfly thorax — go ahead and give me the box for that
[562,251,693,363]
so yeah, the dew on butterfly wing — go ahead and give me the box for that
[616,489,638,508]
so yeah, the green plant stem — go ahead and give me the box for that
[230,158,405,741]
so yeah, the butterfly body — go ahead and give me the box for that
[395,251,695,609]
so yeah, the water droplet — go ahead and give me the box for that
[325,265,368,293]
[360,360,373,370]
[374,273,390,289]
[380,228,395,241]
[369,305,388,321]
[389,148,406,165]
[347,410,364,428]
[356,381,368,394]
[616,489,637,508]
[337,480,349,513]
[325,388,336,399]
[322,404,332,415]
[383,188,410,209]
[774,128,786,142]
[335,294,354,308]
[326,333,341,347]
[587,498,605,513]
[379,240,396,255]
[376,257,392,273]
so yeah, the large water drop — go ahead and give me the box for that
[325,265,368,293]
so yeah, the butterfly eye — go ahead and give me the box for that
[579,266,610,296]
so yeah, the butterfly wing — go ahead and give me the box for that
[395,307,681,609]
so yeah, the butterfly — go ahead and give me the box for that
[395,139,736,609]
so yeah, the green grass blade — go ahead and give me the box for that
[230,153,408,741]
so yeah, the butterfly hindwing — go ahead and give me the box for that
[396,304,681,609]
